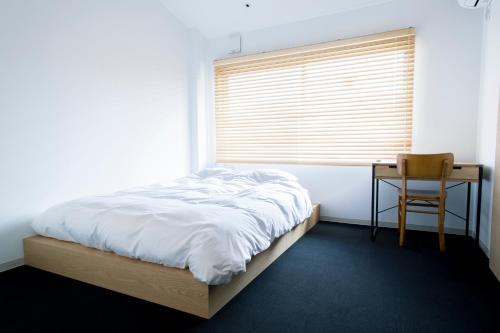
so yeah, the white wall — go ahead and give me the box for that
[205,0,484,239]
[188,29,210,172]
[0,0,193,266]
[477,0,500,251]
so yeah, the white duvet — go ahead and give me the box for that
[32,168,312,285]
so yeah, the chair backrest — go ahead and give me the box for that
[396,153,454,179]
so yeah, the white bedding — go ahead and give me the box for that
[32,168,312,285]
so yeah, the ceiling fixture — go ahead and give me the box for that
[457,0,490,9]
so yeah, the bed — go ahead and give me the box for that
[23,168,319,318]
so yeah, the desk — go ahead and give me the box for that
[370,162,483,246]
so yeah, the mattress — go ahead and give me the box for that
[32,168,312,285]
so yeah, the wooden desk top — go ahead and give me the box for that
[372,161,482,182]
[372,160,482,167]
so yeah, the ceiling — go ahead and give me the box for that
[160,0,395,39]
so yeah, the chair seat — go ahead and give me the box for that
[398,188,446,200]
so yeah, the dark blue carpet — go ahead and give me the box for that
[1,222,499,332]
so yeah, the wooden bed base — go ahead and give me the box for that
[23,204,319,318]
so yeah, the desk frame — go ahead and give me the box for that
[370,162,483,247]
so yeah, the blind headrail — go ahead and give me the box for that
[214,27,415,67]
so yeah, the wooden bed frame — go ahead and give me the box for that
[23,204,319,319]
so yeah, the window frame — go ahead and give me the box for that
[213,28,415,166]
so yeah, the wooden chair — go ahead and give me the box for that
[397,153,454,251]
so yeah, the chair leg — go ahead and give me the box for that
[398,197,402,232]
[438,203,446,252]
[399,199,406,247]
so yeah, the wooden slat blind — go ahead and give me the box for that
[214,28,415,165]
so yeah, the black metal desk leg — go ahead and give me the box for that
[465,182,471,237]
[375,179,380,230]
[475,166,483,248]
[371,165,375,240]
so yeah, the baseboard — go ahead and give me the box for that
[320,216,490,256]
[0,219,489,271]
[0,258,24,273]
[320,215,467,234]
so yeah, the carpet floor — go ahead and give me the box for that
[1,222,499,333]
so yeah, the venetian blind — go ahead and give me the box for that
[214,28,415,165]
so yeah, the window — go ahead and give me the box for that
[214,28,415,165]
